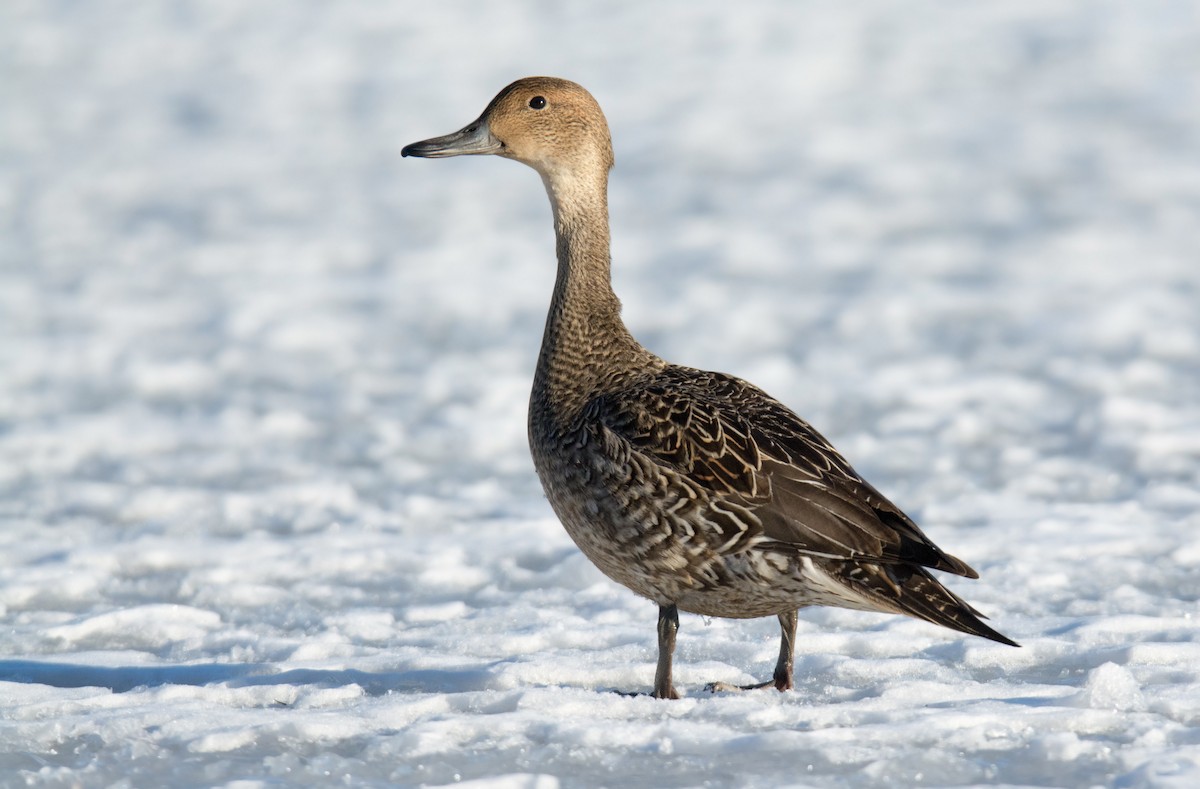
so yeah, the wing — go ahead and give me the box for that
[587,365,978,578]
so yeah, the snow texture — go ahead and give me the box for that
[2,1,1200,787]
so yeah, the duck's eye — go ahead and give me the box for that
[529,96,547,110]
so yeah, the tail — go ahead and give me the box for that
[831,560,1019,647]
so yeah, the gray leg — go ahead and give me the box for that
[706,610,798,693]
[653,604,680,699]
[771,610,798,691]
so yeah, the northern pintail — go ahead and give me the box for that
[403,77,1016,699]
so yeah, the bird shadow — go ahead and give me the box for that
[0,659,499,696]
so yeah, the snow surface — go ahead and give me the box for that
[3,1,1200,786]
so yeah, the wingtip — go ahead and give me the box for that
[942,556,980,580]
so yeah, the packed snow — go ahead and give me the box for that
[3,1,1200,786]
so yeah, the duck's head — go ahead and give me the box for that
[402,77,614,179]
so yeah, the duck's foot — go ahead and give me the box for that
[704,676,792,694]
[706,612,798,694]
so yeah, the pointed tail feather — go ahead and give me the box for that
[834,561,1019,647]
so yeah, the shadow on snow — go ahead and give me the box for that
[0,659,498,695]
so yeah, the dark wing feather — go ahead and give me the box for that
[591,365,977,578]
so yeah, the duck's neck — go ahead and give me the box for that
[532,167,652,423]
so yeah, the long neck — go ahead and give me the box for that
[532,167,652,422]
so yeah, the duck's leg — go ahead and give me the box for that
[769,609,798,691]
[653,604,681,699]
[706,610,798,693]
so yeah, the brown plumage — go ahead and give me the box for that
[403,77,1017,699]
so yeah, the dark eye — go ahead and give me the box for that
[529,96,547,110]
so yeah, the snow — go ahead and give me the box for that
[2,0,1200,786]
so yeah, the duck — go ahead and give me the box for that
[402,77,1017,699]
